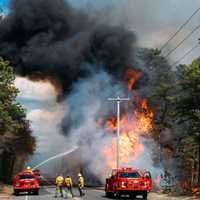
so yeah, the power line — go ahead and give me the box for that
[164,23,200,58]
[160,7,200,51]
[172,42,200,67]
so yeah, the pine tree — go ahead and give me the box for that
[0,58,35,183]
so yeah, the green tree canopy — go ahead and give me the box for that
[151,54,200,188]
[0,57,35,183]
[174,59,200,186]
[175,59,200,130]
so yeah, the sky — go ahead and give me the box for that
[0,0,8,7]
[0,0,8,13]
[1,0,200,64]
[1,0,200,167]
[68,0,200,65]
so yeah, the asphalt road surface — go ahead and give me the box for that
[0,187,199,200]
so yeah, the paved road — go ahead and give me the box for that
[0,187,199,200]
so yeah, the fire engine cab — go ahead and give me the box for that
[13,171,41,195]
[105,168,152,199]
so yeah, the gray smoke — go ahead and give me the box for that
[0,0,172,183]
[61,69,163,182]
[71,0,200,64]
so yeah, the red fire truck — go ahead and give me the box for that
[13,171,41,195]
[105,168,152,199]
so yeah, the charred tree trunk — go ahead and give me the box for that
[0,150,16,184]
[198,136,200,186]
[191,158,198,187]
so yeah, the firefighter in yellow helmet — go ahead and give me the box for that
[77,173,85,197]
[55,174,64,198]
[64,175,74,197]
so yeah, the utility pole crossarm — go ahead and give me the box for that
[108,96,130,102]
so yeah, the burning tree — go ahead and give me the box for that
[103,71,154,168]
[1,0,197,191]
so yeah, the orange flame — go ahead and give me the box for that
[106,116,117,132]
[100,68,154,168]
[124,69,142,90]
[103,96,153,168]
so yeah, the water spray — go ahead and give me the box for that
[33,146,79,170]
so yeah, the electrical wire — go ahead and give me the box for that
[164,24,200,58]
[160,7,200,51]
[172,42,199,67]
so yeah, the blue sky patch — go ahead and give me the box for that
[0,0,9,13]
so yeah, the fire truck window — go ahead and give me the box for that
[19,175,35,179]
[119,172,141,178]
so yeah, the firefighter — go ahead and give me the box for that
[77,173,85,197]
[55,174,64,198]
[64,175,74,198]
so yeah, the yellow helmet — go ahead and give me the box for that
[78,173,82,177]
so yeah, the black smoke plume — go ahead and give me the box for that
[0,0,136,95]
[0,1,173,183]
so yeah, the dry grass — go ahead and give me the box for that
[0,184,13,196]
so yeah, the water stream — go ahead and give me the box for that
[33,146,79,169]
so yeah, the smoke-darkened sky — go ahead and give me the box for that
[2,0,200,65]
[1,0,200,175]
[69,0,200,65]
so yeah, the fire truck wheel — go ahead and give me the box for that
[105,192,111,198]
[142,191,147,199]
[14,189,19,196]
[105,192,109,197]
[130,193,136,199]
[114,192,120,199]
[33,189,39,195]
